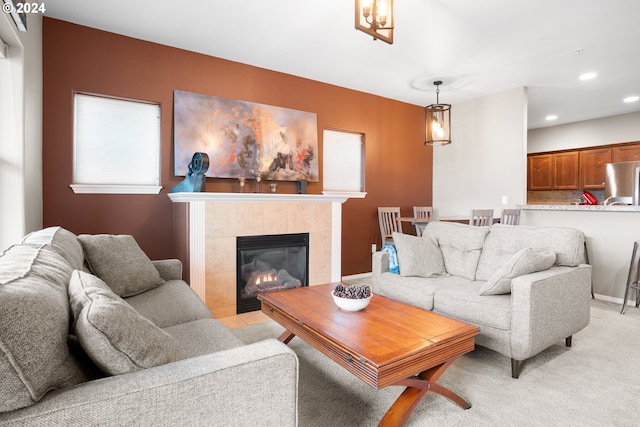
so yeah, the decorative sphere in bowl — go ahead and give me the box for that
[331,283,373,311]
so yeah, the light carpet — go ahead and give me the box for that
[232,297,640,426]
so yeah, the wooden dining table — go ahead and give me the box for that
[399,217,430,234]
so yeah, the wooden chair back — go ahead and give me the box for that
[469,209,494,226]
[413,206,432,237]
[500,208,521,225]
[378,207,402,246]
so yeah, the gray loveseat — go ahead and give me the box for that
[372,222,592,378]
[0,227,298,426]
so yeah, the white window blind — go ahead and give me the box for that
[323,129,364,193]
[72,93,161,194]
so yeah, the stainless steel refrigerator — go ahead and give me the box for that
[604,161,640,205]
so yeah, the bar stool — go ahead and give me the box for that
[620,240,640,314]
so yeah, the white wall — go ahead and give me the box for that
[528,111,640,153]
[433,87,528,219]
[0,13,42,250]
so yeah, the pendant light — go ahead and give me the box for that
[424,81,451,146]
[355,0,394,44]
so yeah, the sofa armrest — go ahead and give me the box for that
[509,265,592,360]
[152,259,183,281]
[372,251,389,277]
[0,339,298,427]
[371,251,390,293]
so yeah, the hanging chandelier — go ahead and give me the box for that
[355,0,394,44]
[424,81,452,146]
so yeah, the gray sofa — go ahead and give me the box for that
[0,227,298,426]
[372,222,592,378]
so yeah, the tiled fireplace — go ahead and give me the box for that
[168,192,350,317]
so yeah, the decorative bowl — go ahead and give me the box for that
[331,291,372,312]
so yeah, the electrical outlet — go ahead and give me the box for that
[371,244,377,253]
[501,195,508,205]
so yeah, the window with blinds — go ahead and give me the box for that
[71,93,162,194]
[322,129,365,193]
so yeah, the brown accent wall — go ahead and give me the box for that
[42,18,432,275]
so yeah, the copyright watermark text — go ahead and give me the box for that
[2,1,46,15]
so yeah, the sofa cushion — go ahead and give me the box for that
[163,318,244,358]
[0,245,85,413]
[392,232,447,278]
[433,281,512,331]
[423,222,489,280]
[478,248,556,295]
[373,272,471,311]
[78,234,164,297]
[125,280,213,328]
[68,270,183,376]
[21,226,85,271]
[476,224,585,281]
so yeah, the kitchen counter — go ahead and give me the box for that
[519,204,640,212]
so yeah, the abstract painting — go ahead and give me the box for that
[173,90,318,182]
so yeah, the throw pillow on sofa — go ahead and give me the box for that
[479,248,556,295]
[78,234,164,297]
[392,232,447,278]
[68,270,183,375]
[423,222,489,281]
[0,245,86,413]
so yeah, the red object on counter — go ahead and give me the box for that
[582,191,597,205]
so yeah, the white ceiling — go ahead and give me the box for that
[44,0,640,129]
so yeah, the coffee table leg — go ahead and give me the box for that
[379,356,470,427]
[277,329,295,344]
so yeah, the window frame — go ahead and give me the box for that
[322,128,366,198]
[71,92,162,194]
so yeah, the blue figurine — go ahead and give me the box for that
[171,152,210,193]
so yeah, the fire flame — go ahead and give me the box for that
[254,272,277,285]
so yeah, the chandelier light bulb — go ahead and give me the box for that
[378,0,388,25]
[362,0,371,17]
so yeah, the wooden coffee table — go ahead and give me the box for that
[258,283,479,426]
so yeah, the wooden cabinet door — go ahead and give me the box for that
[613,144,640,162]
[528,154,553,190]
[553,152,579,189]
[580,148,611,189]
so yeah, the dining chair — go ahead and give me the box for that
[413,206,433,237]
[378,207,403,246]
[469,209,494,226]
[500,208,521,225]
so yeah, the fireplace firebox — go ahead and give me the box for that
[236,233,309,313]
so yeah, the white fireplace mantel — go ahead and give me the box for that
[168,191,359,314]
[168,191,359,204]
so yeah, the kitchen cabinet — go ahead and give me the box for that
[528,154,553,190]
[528,152,579,190]
[528,141,640,191]
[580,147,611,189]
[553,151,579,189]
[612,143,640,162]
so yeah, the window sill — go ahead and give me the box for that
[70,184,163,194]
[322,191,367,199]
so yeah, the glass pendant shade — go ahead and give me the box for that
[424,104,451,146]
[424,81,451,146]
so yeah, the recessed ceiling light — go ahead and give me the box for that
[624,95,639,103]
[579,72,597,81]
[545,115,558,121]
